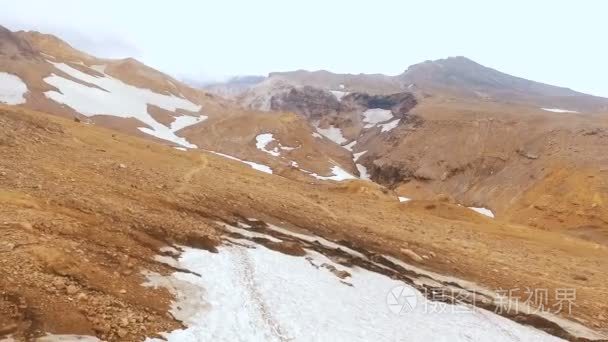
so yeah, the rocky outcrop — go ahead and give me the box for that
[366,158,415,187]
[270,86,341,119]
[341,92,417,115]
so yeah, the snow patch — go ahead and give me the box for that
[43,61,202,148]
[398,196,411,202]
[315,125,347,145]
[0,72,28,105]
[362,108,393,128]
[174,147,187,151]
[541,108,579,114]
[468,207,495,218]
[312,132,323,139]
[353,151,367,162]
[255,133,297,157]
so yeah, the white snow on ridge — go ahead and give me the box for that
[0,72,28,105]
[468,207,495,218]
[144,243,563,342]
[541,108,579,113]
[362,108,393,128]
[209,151,273,174]
[43,62,202,148]
[315,125,347,145]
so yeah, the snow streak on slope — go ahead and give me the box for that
[144,242,563,342]
[209,151,273,174]
[541,108,580,114]
[0,72,28,105]
[468,207,495,218]
[42,62,203,148]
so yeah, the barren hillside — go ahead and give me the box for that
[1,103,607,341]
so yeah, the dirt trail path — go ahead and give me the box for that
[175,154,209,193]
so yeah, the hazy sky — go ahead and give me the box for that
[1,0,606,96]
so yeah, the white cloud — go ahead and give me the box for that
[1,0,606,97]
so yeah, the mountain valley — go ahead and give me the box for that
[1,24,607,341]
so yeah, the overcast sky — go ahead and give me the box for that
[1,0,606,96]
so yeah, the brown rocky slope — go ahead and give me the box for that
[1,102,607,339]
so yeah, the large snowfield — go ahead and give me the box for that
[144,231,563,342]
[43,61,204,148]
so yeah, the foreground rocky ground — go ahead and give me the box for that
[1,106,607,340]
